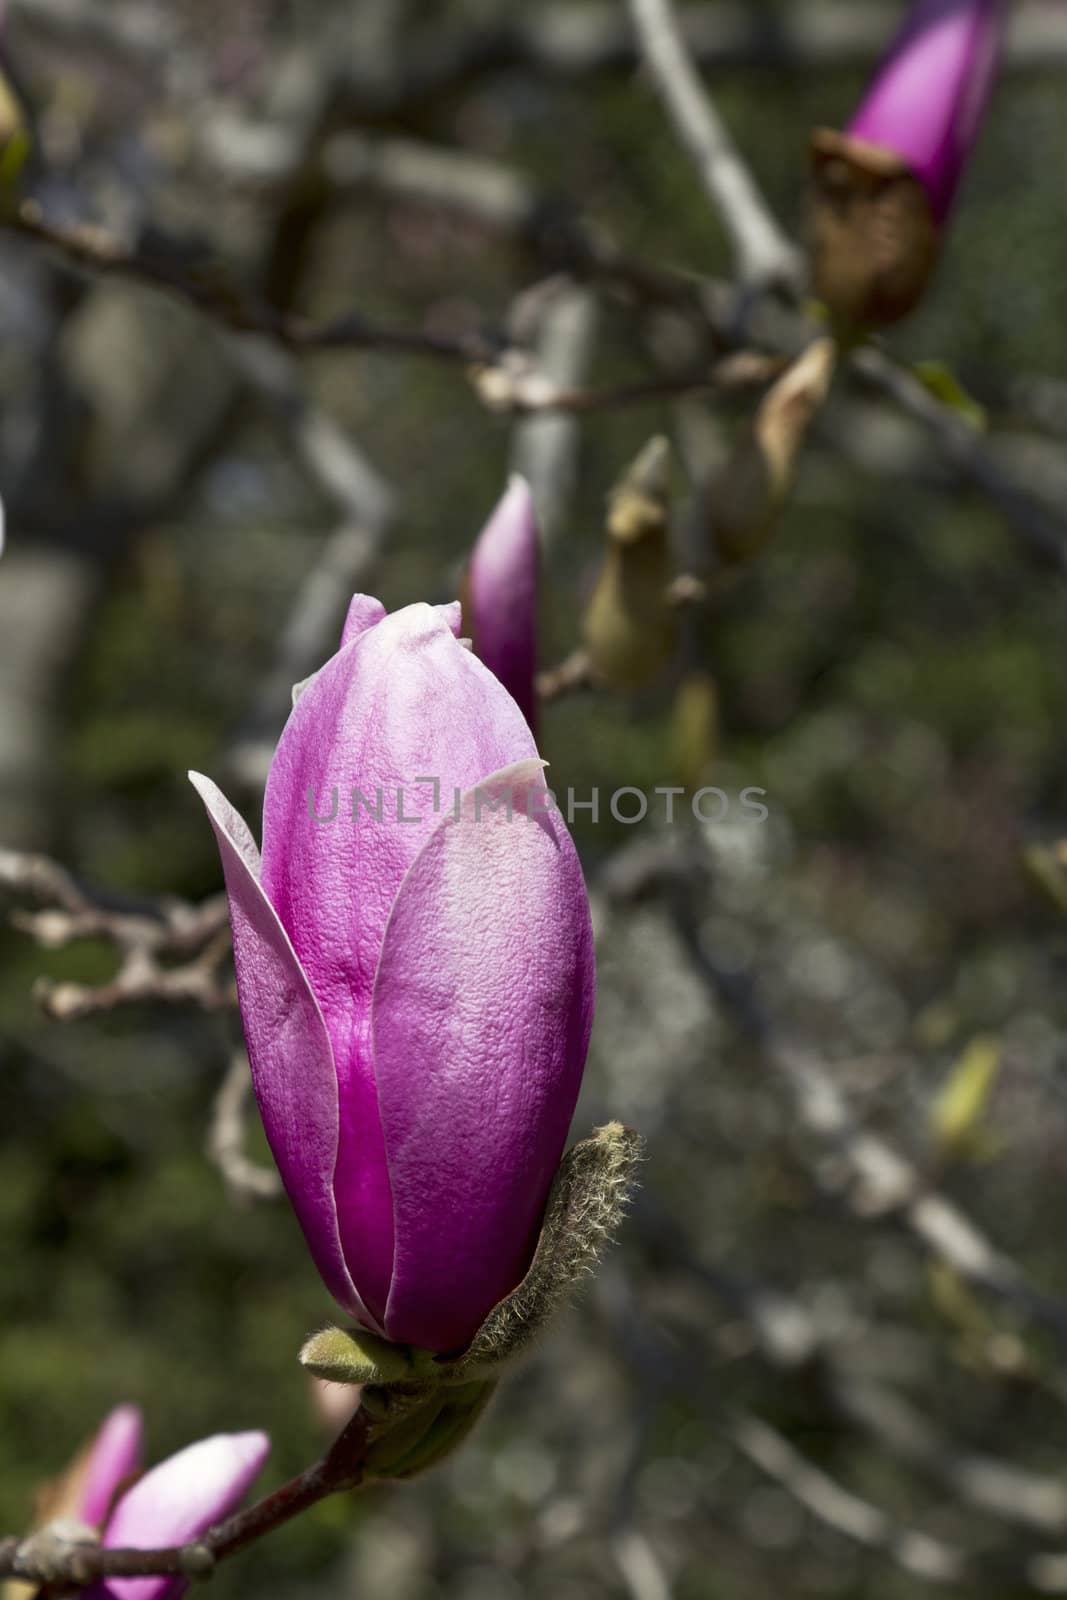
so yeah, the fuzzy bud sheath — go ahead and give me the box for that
[300,1122,643,1478]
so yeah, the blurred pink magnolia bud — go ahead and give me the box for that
[26,1409,268,1600]
[849,0,1007,224]
[77,1406,145,1529]
[308,1375,361,1434]
[26,1405,143,1538]
[811,0,1009,329]
[462,476,539,730]
[88,1429,270,1600]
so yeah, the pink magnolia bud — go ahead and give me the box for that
[91,1431,270,1600]
[77,1406,144,1529]
[191,597,594,1354]
[811,0,1008,329]
[29,1406,144,1534]
[848,0,1008,225]
[462,476,539,730]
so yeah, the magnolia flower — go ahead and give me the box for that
[810,0,1008,328]
[192,597,595,1354]
[463,476,539,728]
[46,1405,268,1600]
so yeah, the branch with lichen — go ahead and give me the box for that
[0,847,234,1017]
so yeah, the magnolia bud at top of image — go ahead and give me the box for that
[810,0,1009,331]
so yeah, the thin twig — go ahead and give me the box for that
[1,201,500,365]
[850,346,1067,574]
[625,0,803,291]
[734,1413,1067,1593]
[624,843,1067,1360]
[5,159,1066,579]
[0,848,234,1017]
[207,1052,283,1203]
[536,649,594,705]
[733,1414,969,1587]
[0,200,757,419]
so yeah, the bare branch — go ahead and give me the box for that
[640,844,1067,1358]
[536,650,594,706]
[734,1414,1067,1593]
[733,1414,969,1587]
[510,280,598,544]
[0,202,500,365]
[626,0,803,292]
[207,1053,283,1204]
[0,848,234,1017]
[850,347,1067,575]
[0,200,754,421]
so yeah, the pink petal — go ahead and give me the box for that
[435,599,463,638]
[372,760,595,1352]
[188,771,380,1332]
[78,1406,144,1528]
[100,1431,269,1600]
[259,602,537,1315]
[467,477,539,729]
[340,595,387,648]
[849,0,1007,221]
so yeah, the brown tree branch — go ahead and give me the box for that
[0,848,234,1017]
[1,201,500,365]
[626,0,803,292]
[4,162,1066,576]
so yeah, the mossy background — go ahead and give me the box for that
[3,2,1067,1596]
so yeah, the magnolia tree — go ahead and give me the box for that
[3,1,1067,1596]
